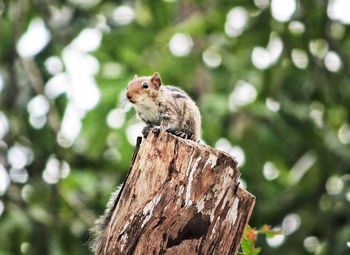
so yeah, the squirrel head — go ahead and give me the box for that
[126,72,162,104]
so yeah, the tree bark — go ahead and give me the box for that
[96,131,255,255]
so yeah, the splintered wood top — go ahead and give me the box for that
[96,131,255,255]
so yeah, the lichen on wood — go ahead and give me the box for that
[96,131,255,255]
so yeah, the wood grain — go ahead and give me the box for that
[96,131,255,255]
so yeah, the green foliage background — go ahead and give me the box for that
[0,0,350,254]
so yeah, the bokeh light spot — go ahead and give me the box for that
[45,73,68,99]
[231,146,245,167]
[169,33,193,57]
[282,213,301,235]
[0,111,9,139]
[338,123,350,144]
[126,122,146,146]
[271,0,296,22]
[309,108,324,128]
[265,98,280,112]
[45,56,64,75]
[0,200,4,216]
[229,81,257,111]
[215,138,232,154]
[289,21,305,34]
[10,168,29,183]
[324,51,342,72]
[68,0,101,9]
[71,28,102,52]
[346,192,350,202]
[291,49,308,69]
[42,156,60,184]
[0,165,10,195]
[60,161,71,178]
[49,5,74,28]
[263,161,279,180]
[252,33,283,69]
[330,22,345,39]
[21,184,34,203]
[266,229,285,247]
[70,76,101,110]
[27,95,50,118]
[304,236,320,253]
[325,176,343,195]
[327,0,350,24]
[102,62,123,79]
[29,115,47,130]
[251,47,271,69]
[8,144,33,169]
[0,73,4,93]
[254,0,269,9]
[112,5,135,25]
[58,103,83,148]
[289,151,317,184]
[309,39,329,58]
[202,48,222,68]
[107,108,126,129]
[225,7,248,37]
[267,33,283,63]
[16,18,51,58]
[20,242,31,253]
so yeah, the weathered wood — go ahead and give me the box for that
[96,131,255,255]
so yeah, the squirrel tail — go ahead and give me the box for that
[88,185,122,251]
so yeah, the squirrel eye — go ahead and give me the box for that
[142,82,149,89]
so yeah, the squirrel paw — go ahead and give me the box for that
[173,130,189,139]
[151,126,162,136]
[142,126,152,138]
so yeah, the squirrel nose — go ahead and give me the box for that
[126,93,132,100]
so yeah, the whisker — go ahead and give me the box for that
[121,97,128,110]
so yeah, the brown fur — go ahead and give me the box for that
[126,72,201,141]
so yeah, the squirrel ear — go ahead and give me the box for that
[151,72,162,88]
[134,74,138,79]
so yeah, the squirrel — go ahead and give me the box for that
[89,73,201,251]
[126,72,201,141]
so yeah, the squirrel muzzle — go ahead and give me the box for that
[126,92,135,104]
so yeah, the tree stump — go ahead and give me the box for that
[96,131,255,255]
